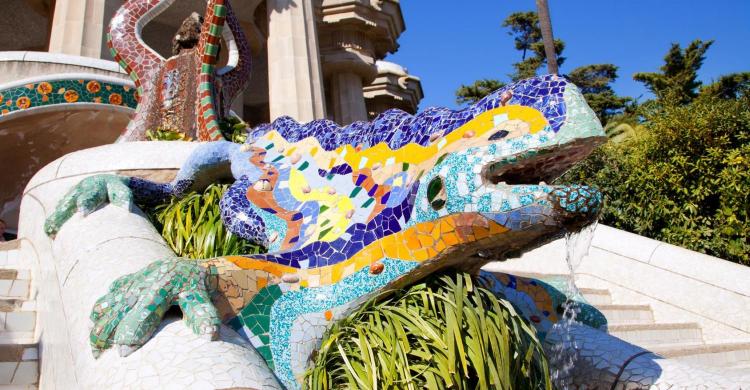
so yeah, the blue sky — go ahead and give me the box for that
[386,0,750,110]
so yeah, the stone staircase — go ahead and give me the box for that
[0,242,38,389]
[578,284,750,374]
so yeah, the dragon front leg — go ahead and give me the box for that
[43,141,243,237]
[89,258,221,357]
[87,255,278,358]
[44,175,134,237]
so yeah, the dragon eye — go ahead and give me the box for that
[427,176,446,210]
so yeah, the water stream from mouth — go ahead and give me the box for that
[549,222,598,389]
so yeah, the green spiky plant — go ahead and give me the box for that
[305,272,551,390]
[145,128,193,141]
[219,116,249,144]
[144,189,552,387]
[147,183,263,259]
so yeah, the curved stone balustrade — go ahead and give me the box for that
[0,52,127,86]
[485,224,750,383]
[0,56,136,233]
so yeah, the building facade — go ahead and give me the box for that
[4,0,422,126]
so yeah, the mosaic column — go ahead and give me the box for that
[266,0,326,122]
[48,0,107,58]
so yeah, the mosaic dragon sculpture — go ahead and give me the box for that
[109,0,251,141]
[45,75,612,388]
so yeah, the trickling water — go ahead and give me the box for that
[549,222,597,389]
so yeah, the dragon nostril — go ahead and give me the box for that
[488,130,510,140]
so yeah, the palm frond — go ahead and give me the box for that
[305,272,551,390]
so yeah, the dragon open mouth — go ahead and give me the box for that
[483,136,606,186]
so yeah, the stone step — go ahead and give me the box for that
[0,334,34,346]
[597,304,654,325]
[608,322,703,347]
[0,246,22,269]
[578,287,611,305]
[651,341,750,367]
[0,270,30,300]
[720,360,750,377]
[0,345,38,386]
[0,301,35,334]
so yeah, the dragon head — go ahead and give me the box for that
[404,77,606,274]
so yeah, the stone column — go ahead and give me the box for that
[317,0,406,125]
[48,0,107,58]
[330,72,368,124]
[266,0,326,122]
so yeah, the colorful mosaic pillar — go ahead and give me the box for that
[107,0,251,142]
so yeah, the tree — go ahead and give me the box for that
[502,12,541,61]
[536,0,558,74]
[503,12,565,81]
[633,39,714,104]
[700,72,750,99]
[512,57,544,82]
[510,40,566,82]
[455,11,621,105]
[455,79,507,105]
[567,64,631,122]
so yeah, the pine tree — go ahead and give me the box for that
[567,64,631,121]
[455,79,507,105]
[633,40,714,104]
[700,72,750,99]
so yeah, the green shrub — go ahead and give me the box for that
[305,272,551,390]
[148,183,264,259]
[562,94,750,264]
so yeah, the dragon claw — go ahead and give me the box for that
[44,174,133,238]
[118,344,138,358]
